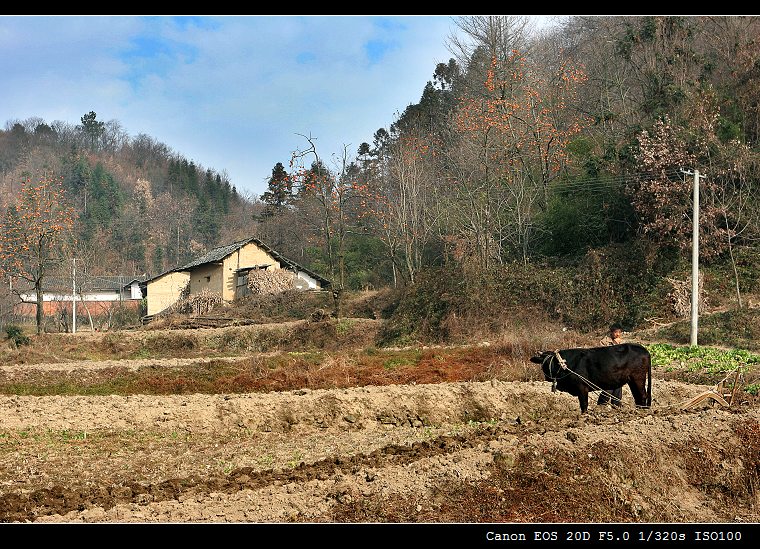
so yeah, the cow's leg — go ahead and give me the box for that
[578,389,589,413]
[629,381,646,407]
[597,387,622,406]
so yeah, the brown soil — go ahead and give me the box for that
[0,322,758,525]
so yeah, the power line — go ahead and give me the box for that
[549,169,687,192]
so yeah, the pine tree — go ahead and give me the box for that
[80,111,105,150]
[259,162,292,218]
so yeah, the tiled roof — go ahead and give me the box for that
[175,237,259,271]
[170,236,331,287]
[249,238,331,286]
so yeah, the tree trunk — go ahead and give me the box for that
[728,238,743,309]
[332,289,343,319]
[35,281,44,334]
[80,297,95,331]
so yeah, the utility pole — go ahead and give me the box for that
[72,258,76,334]
[681,169,706,346]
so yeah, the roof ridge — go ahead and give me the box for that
[148,235,330,286]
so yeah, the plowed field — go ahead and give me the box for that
[1,321,758,525]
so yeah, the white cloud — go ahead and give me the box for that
[0,15,457,196]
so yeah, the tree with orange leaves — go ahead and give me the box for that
[289,135,372,317]
[0,176,77,333]
[451,50,590,264]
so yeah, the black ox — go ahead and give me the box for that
[530,343,652,413]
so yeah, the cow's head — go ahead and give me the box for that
[530,350,557,381]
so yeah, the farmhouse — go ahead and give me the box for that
[144,236,329,316]
[13,275,146,318]
[143,270,191,316]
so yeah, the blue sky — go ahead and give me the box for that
[0,15,459,197]
[0,15,552,198]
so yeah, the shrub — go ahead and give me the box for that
[5,324,31,348]
[380,244,667,344]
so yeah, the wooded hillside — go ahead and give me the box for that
[2,16,760,337]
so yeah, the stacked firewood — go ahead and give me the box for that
[167,286,222,316]
[187,288,223,315]
[247,268,296,295]
[667,274,707,318]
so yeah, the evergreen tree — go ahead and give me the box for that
[152,245,164,274]
[80,111,105,150]
[195,194,220,247]
[259,162,292,218]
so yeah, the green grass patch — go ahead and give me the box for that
[382,349,423,370]
[647,343,760,374]
[129,347,154,359]
[336,318,355,336]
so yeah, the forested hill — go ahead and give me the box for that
[0,113,257,277]
[3,17,760,338]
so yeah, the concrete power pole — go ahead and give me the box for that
[72,258,76,334]
[681,169,706,346]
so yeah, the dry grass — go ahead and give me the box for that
[0,344,542,396]
[0,318,383,366]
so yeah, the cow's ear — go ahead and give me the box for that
[529,356,542,364]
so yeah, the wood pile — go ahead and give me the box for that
[666,274,707,318]
[167,287,223,316]
[247,269,296,295]
[169,316,258,329]
[187,289,223,315]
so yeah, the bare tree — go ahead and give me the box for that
[447,16,536,71]
[375,131,438,284]
[101,120,130,153]
[290,135,369,316]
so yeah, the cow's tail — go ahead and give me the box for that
[645,352,652,408]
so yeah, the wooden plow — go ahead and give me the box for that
[680,367,743,411]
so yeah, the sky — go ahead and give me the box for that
[0,15,490,198]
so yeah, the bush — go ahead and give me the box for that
[654,307,760,351]
[380,244,667,344]
[5,324,31,348]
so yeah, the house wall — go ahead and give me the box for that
[129,282,143,300]
[146,271,191,315]
[19,291,124,303]
[14,299,141,317]
[146,241,318,314]
[81,291,124,302]
[188,263,224,297]
[295,271,320,290]
[220,242,280,301]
